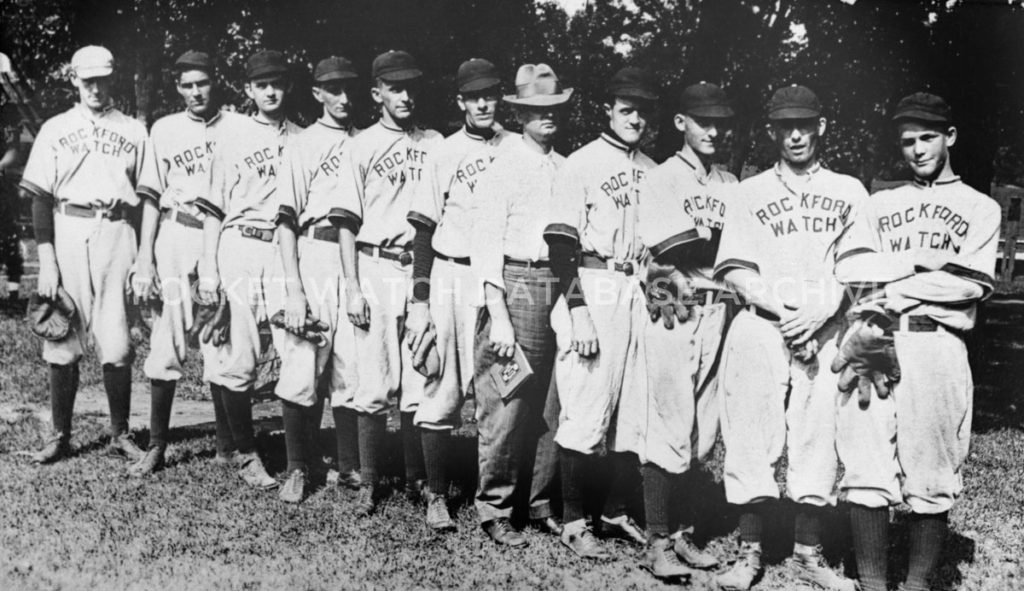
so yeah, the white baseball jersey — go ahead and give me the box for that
[333,121,444,248]
[199,116,303,228]
[276,118,359,228]
[545,132,655,261]
[638,151,738,290]
[408,125,516,258]
[835,176,1000,330]
[137,110,249,216]
[20,103,147,207]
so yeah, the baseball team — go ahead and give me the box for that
[19,43,998,591]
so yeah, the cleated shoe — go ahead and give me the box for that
[425,492,456,531]
[354,485,380,517]
[793,546,858,591]
[279,469,306,503]
[32,433,72,464]
[640,536,696,581]
[327,468,363,490]
[128,447,166,477]
[236,452,278,490]
[600,514,647,545]
[108,432,146,462]
[484,518,528,547]
[715,541,764,591]
[405,477,427,502]
[561,519,611,560]
[673,529,720,569]
[531,516,564,536]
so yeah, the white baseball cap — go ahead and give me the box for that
[71,45,114,78]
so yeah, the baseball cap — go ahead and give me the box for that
[680,82,734,118]
[457,58,501,93]
[371,50,422,82]
[313,56,358,83]
[174,50,213,73]
[607,67,659,101]
[891,92,953,124]
[503,63,573,107]
[246,50,288,80]
[767,84,821,120]
[71,45,114,79]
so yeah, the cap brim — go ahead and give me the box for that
[247,67,289,81]
[892,110,950,124]
[459,77,501,93]
[74,66,113,79]
[686,105,734,118]
[614,89,659,101]
[377,69,423,82]
[504,88,574,107]
[315,72,359,83]
[768,107,821,120]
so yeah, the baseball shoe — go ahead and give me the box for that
[672,529,720,569]
[279,469,306,503]
[128,447,166,477]
[530,516,564,536]
[107,433,145,462]
[236,452,277,490]
[425,491,456,531]
[326,468,363,490]
[639,536,696,581]
[354,485,381,517]
[32,432,71,464]
[600,514,647,545]
[715,541,763,591]
[561,519,611,560]
[483,518,528,547]
[212,450,236,466]
[792,545,857,591]
[405,478,427,502]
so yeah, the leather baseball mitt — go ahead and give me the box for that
[831,302,901,407]
[269,310,329,348]
[644,262,694,329]
[27,286,77,341]
[188,290,230,348]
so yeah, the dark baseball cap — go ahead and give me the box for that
[246,50,288,80]
[175,50,213,73]
[607,66,659,101]
[457,58,500,93]
[314,56,358,83]
[372,50,422,82]
[891,92,952,124]
[679,82,733,118]
[768,84,821,120]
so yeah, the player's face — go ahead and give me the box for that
[769,117,827,166]
[457,89,500,130]
[245,76,289,117]
[677,114,727,156]
[73,75,113,111]
[605,97,651,146]
[373,80,418,123]
[518,105,561,145]
[177,70,214,118]
[898,122,957,181]
[314,81,354,125]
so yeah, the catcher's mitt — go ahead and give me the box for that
[644,262,694,329]
[27,286,77,341]
[188,290,230,348]
[830,302,901,407]
[269,310,329,348]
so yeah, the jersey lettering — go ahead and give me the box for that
[453,155,495,194]
[600,168,645,210]
[58,125,138,157]
[371,146,427,186]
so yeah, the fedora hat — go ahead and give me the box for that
[504,63,573,107]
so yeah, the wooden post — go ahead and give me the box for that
[1003,219,1018,284]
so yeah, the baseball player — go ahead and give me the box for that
[127,50,251,476]
[470,63,572,546]
[543,67,658,559]
[334,50,444,515]
[634,82,737,580]
[405,58,515,529]
[833,93,999,591]
[712,84,866,591]
[22,46,148,464]
[270,56,360,503]
[196,50,303,490]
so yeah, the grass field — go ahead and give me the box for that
[1,298,1022,590]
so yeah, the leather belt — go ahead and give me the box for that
[56,201,128,221]
[436,252,470,266]
[746,305,781,322]
[580,253,638,276]
[688,288,722,307]
[357,243,413,266]
[503,256,550,269]
[304,225,339,242]
[235,225,275,242]
[161,208,203,229]
[896,315,939,333]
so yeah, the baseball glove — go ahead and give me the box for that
[188,290,230,348]
[644,262,694,329]
[27,286,77,341]
[830,302,901,407]
[269,310,329,348]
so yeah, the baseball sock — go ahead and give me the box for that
[904,512,948,591]
[281,400,308,473]
[148,379,175,450]
[209,384,236,456]
[401,411,426,485]
[738,503,765,544]
[102,363,132,437]
[304,395,325,465]
[602,452,639,520]
[332,406,360,473]
[221,387,256,454]
[849,505,889,591]
[794,504,824,549]
[559,446,588,524]
[357,413,386,486]
[49,363,79,439]
[420,428,450,497]
[672,469,698,533]
[641,463,672,539]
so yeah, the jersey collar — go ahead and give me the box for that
[75,102,115,121]
[316,117,352,132]
[186,109,223,126]
[912,175,961,188]
[379,119,415,134]
[676,151,711,186]
[600,131,637,155]
[463,124,498,142]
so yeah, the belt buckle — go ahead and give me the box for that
[620,261,635,276]
[398,251,413,266]
[241,226,255,238]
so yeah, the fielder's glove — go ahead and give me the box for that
[188,289,230,347]
[269,309,329,348]
[830,302,901,407]
[644,262,694,329]
[27,286,77,341]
